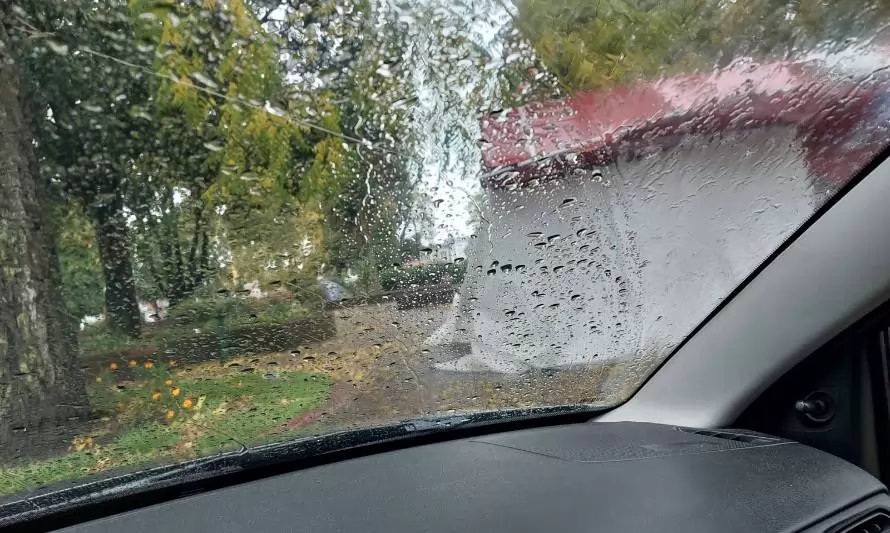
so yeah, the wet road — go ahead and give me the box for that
[291,303,624,426]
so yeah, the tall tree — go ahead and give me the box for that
[511,0,890,94]
[22,0,151,337]
[0,13,88,453]
[512,0,719,91]
[278,0,442,283]
[143,0,333,294]
[57,205,105,321]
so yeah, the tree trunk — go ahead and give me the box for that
[155,202,209,306]
[94,203,142,338]
[0,22,89,455]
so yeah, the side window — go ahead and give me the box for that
[737,301,890,482]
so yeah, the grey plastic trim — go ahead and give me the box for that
[597,157,890,427]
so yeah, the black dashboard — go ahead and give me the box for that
[54,422,889,532]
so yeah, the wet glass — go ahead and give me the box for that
[2,0,890,498]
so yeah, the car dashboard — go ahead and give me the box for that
[54,421,889,533]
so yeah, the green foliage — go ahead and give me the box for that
[512,0,890,93]
[131,0,334,301]
[22,0,160,337]
[379,263,467,292]
[0,450,113,497]
[17,0,349,322]
[77,296,315,358]
[513,0,717,91]
[13,0,441,332]
[191,371,331,453]
[285,1,433,283]
[713,0,890,60]
[78,323,154,357]
[57,208,105,319]
[166,298,255,325]
[0,371,330,495]
[113,424,180,456]
[166,297,311,328]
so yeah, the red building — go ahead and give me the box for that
[431,52,890,374]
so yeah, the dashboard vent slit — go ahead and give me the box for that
[833,510,890,533]
[675,427,782,445]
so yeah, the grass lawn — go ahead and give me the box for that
[0,370,331,496]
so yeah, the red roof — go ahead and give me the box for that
[481,57,890,187]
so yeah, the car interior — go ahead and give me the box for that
[2,144,886,533]
[7,0,890,530]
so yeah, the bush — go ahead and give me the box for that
[166,296,310,329]
[379,262,466,292]
[78,297,328,362]
[79,323,153,356]
[255,299,312,324]
[165,316,335,363]
[166,298,253,325]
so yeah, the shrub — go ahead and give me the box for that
[166,296,310,329]
[79,323,153,356]
[379,262,466,292]
[166,298,253,325]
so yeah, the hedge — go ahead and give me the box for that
[166,297,310,328]
[379,262,466,292]
[80,313,337,375]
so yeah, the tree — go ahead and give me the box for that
[511,0,721,91]
[19,0,334,316]
[713,0,890,60]
[0,13,88,453]
[256,0,430,285]
[141,0,335,295]
[21,0,153,337]
[57,205,105,320]
[511,0,890,95]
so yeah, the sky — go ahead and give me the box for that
[408,0,511,246]
[262,0,517,249]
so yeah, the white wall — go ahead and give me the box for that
[433,127,817,373]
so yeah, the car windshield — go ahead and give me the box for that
[2,0,890,500]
